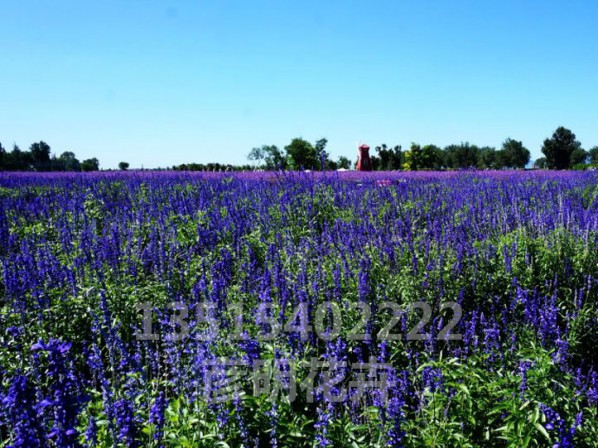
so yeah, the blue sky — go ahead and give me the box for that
[1,1,597,169]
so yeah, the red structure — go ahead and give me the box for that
[356,143,372,171]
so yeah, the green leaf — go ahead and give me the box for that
[535,423,550,441]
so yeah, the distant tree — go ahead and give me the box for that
[29,141,52,170]
[175,162,252,171]
[369,154,381,170]
[326,160,338,170]
[176,163,204,171]
[420,144,444,170]
[81,158,100,172]
[59,152,81,171]
[403,143,423,170]
[266,146,288,170]
[479,147,498,169]
[444,143,480,169]
[337,156,351,169]
[5,144,32,170]
[541,127,581,169]
[589,146,598,164]
[247,146,265,167]
[0,142,5,170]
[570,148,588,166]
[285,138,318,170]
[375,144,390,170]
[402,143,443,170]
[535,157,548,169]
[501,138,530,168]
[49,155,64,171]
[118,161,130,171]
[374,144,402,170]
[314,138,329,170]
[494,150,508,169]
[248,145,287,170]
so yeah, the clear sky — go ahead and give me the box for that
[1,1,597,169]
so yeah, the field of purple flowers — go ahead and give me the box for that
[1,171,598,447]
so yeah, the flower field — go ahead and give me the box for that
[1,170,598,447]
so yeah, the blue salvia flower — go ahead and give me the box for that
[265,402,279,448]
[421,367,443,393]
[2,375,45,448]
[314,403,333,447]
[149,392,168,442]
[518,360,533,395]
[113,397,138,447]
[31,339,84,446]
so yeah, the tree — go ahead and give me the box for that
[5,144,32,170]
[247,146,265,167]
[369,153,381,170]
[589,146,598,165]
[337,156,351,169]
[501,138,530,168]
[265,146,288,170]
[420,144,443,170]
[535,157,548,169]
[285,138,318,170]
[326,159,338,170]
[541,127,581,169]
[444,143,480,169]
[81,158,100,172]
[0,142,5,170]
[49,154,63,171]
[570,148,588,166]
[29,141,51,170]
[479,147,498,169]
[375,144,403,170]
[59,152,81,171]
[403,143,443,170]
[403,143,423,170]
[119,161,130,171]
[314,138,329,170]
[248,145,287,170]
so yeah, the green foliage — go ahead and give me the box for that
[81,157,100,172]
[29,141,51,170]
[336,155,352,170]
[541,126,582,170]
[59,151,82,171]
[0,141,99,172]
[444,143,481,169]
[248,144,288,170]
[375,144,403,170]
[500,138,530,169]
[285,138,319,170]
[403,143,440,171]
[570,148,589,166]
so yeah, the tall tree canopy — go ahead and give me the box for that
[58,151,81,171]
[29,141,51,170]
[81,158,100,172]
[541,127,582,170]
[501,138,530,168]
[285,138,318,170]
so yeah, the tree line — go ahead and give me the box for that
[0,141,100,172]
[2,126,596,172]
[247,127,598,171]
[172,162,254,172]
[247,137,531,171]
